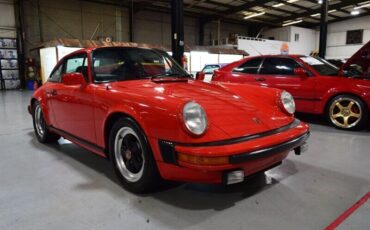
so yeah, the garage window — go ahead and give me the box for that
[346,30,363,45]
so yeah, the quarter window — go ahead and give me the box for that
[65,54,88,81]
[260,58,300,75]
[48,64,63,82]
[233,58,262,74]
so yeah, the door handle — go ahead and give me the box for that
[46,90,57,96]
[255,77,266,82]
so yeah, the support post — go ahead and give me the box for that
[37,0,44,42]
[129,2,134,42]
[171,0,184,66]
[14,0,26,89]
[198,18,205,45]
[319,0,328,58]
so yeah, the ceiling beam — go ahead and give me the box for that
[271,0,366,23]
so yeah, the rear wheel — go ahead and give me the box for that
[327,95,368,130]
[32,101,60,143]
[109,117,162,193]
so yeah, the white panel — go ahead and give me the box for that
[40,47,57,83]
[57,47,82,60]
[219,54,243,64]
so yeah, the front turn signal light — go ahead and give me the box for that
[177,153,229,165]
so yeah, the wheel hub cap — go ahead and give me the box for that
[114,127,145,182]
[329,97,362,129]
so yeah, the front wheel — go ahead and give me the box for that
[32,101,60,143]
[327,95,368,130]
[109,117,162,193]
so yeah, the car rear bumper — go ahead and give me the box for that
[151,119,310,184]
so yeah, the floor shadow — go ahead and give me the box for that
[27,131,286,211]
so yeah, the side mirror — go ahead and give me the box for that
[62,72,86,86]
[195,72,205,81]
[294,67,308,77]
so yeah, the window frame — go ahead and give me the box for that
[232,57,264,74]
[259,57,310,76]
[63,53,89,82]
[47,52,89,83]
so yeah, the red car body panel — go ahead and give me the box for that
[214,41,370,115]
[30,47,310,184]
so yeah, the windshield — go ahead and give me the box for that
[300,56,339,76]
[92,47,189,82]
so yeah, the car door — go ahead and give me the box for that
[227,58,263,84]
[258,57,317,113]
[51,53,97,143]
[44,62,65,126]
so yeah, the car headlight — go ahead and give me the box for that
[182,101,208,135]
[280,91,295,115]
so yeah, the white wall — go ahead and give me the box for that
[326,15,370,59]
[289,26,318,55]
[245,26,317,55]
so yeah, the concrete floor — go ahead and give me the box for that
[0,91,369,230]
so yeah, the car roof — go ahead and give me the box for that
[61,46,160,60]
[247,54,305,59]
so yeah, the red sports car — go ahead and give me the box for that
[213,41,370,130]
[29,47,309,193]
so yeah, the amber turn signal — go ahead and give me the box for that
[177,153,229,165]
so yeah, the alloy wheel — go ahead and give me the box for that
[114,127,145,182]
[329,97,362,129]
[35,105,46,138]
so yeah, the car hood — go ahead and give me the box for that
[340,40,370,76]
[109,80,293,140]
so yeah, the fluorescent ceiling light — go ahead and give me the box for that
[244,12,265,19]
[354,3,370,9]
[351,10,360,15]
[273,3,285,7]
[318,0,323,4]
[282,19,303,26]
[311,9,336,17]
[273,0,299,7]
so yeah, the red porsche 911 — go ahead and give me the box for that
[213,41,370,130]
[29,47,309,193]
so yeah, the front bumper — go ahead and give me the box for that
[153,119,309,184]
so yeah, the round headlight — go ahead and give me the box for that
[182,102,208,135]
[280,91,295,115]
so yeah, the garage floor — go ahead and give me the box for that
[1,91,369,230]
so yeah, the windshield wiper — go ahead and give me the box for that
[149,73,191,80]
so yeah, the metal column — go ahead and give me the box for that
[198,18,205,46]
[319,0,328,58]
[129,2,134,42]
[171,0,184,66]
[14,0,26,89]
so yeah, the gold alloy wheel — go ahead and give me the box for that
[329,97,362,129]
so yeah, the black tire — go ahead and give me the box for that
[32,101,60,143]
[326,94,369,130]
[109,117,162,193]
